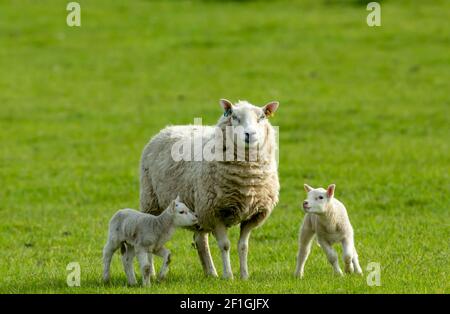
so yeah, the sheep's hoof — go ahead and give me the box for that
[240,274,249,281]
[205,272,219,278]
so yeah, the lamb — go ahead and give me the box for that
[295,184,363,278]
[139,99,280,279]
[102,196,198,286]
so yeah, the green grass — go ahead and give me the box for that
[0,0,449,293]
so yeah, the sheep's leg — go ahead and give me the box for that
[194,231,218,277]
[155,247,171,281]
[238,212,268,280]
[136,247,151,287]
[352,248,363,275]
[342,238,355,274]
[213,224,233,279]
[147,253,156,278]
[295,227,315,278]
[102,240,118,282]
[121,245,137,285]
[318,239,343,276]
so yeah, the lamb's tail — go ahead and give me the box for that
[120,242,127,255]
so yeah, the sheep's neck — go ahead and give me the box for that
[151,210,176,243]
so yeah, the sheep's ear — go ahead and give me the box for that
[304,184,313,192]
[262,101,279,118]
[220,99,233,117]
[175,195,181,202]
[326,184,336,198]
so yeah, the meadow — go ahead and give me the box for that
[0,0,448,293]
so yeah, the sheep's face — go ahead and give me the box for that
[220,99,279,148]
[302,184,336,214]
[171,197,198,227]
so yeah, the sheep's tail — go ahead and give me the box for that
[120,242,127,255]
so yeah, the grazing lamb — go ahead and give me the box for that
[102,196,198,286]
[295,184,362,278]
[139,99,280,279]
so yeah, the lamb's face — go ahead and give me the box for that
[172,199,198,227]
[302,184,336,214]
[220,99,279,148]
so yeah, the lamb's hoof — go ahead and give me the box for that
[294,271,304,279]
[335,270,344,277]
[222,273,234,280]
[127,281,138,286]
[240,274,249,281]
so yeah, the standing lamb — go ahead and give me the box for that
[295,184,363,278]
[139,99,280,279]
[102,196,198,286]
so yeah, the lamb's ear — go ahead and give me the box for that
[170,200,177,212]
[304,184,313,192]
[262,101,279,118]
[175,195,181,202]
[326,184,336,198]
[220,99,233,117]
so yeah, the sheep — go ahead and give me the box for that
[295,184,363,278]
[139,99,280,279]
[102,196,198,286]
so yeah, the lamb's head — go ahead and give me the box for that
[302,184,336,214]
[218,99,279,148]
[170,196,198,227]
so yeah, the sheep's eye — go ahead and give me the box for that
[318,196,324,200]
[232,115,240,122]
[258,115,265,122]
[179,211,185,214]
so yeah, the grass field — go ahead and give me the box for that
[0,0,449,293]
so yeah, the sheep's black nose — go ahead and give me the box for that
[303,201,308,206]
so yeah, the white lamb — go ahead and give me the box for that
[295,184,363,278]
[102,196,198,286]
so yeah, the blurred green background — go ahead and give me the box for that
[0,0,448,293]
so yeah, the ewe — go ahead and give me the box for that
[139,99,280,279]
[295,184,363,278]
[102,196,197,286]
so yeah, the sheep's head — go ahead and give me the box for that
[302,184,336,215]
[219,99,279,148]
[170,195,198,227]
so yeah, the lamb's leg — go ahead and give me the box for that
[318,239,343,276]
[194,231,218,277]
[155,247,171,281]
[213,224,233,279]
[295,227,315,278]
[121,244,137,285]
[147,253,156,278]
[102,239,118,282]
[342,238,355,274]
[352,248,363,275]
[136,247,151,286]
[238,211,268,280]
